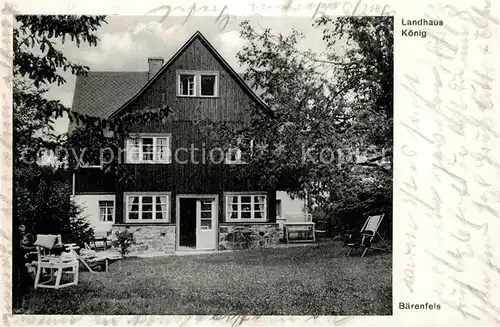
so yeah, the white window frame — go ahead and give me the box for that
[176,70,219,98]
[177,73,196,97]
[98,200,115,222]
[225,193,267,222]
[225,147,245,164]
[125,134,172,164]
[81,163,103,169]
[124,192,171,223]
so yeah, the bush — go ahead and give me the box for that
[14,166,95,247]
[112,230,136,257]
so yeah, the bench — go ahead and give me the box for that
[283,214,316,243]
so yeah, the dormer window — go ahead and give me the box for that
[177,70,219,97]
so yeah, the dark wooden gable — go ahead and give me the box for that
[74,32,276,225]
[111,32,268,125]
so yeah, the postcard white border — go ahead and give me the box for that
[1,0,499,326]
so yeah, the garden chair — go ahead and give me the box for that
[33,234,79,289]
[346,214,388,257]
[81,243,122,273]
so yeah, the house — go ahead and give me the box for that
[70,31,308,254]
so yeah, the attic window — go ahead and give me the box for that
[200,75,216,96]
[177,70,219,97]
[179,75,195,96]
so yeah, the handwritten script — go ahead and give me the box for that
[400,0,499,324]
[144,1,394,30]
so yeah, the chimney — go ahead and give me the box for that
[148,57,164,80]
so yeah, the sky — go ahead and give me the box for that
[46,16,329,133]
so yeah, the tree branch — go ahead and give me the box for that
[355,161,391,174]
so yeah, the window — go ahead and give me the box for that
[200,200,213,230]
[225,148,244,164]
[126,134,171,164]
[226,194,267,222]
[177,70,219,97]
[179,74,195,96]
[225,138,254,165]
[99,201,114,222]
[125,194,170,222]
[200,75,216,96]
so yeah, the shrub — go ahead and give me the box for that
[112,230,136,257]
[14,166,95,247]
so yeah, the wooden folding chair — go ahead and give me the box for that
[346,214,389,257]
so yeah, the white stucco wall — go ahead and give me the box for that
[276,191,306,217]
[72,194,115,235]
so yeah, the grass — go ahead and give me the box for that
[22,239,391,315]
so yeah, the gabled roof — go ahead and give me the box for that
[71,71,148,118]
[109,31,271,118]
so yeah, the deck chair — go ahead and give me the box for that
[33,234,79,289]
[346,214,388,257]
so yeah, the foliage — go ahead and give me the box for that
[12,16,173,243]
[112,230,136,257]
[61,205,95,248]
[11,14,171,310]
[14,15,106,87]
[202,18,393,233]
[317,16,393,151]
[15,164,94,246]
[13,15,172,183]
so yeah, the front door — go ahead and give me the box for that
[179,198,197,248]
[196,198,217,250]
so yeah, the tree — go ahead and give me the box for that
[13,15,107,310]
[12,15,173,310]
[13,15,173,236]
[201,18,393,235]
[14,16,107,238]
[14,16,172,173]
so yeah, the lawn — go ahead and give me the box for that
[22,239,392,315]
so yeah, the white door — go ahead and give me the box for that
[196,198,217,250]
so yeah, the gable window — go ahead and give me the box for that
[126,134,171,164]
[99,200,115,222]
[200,75,216,96]
[226,193,267,222]
[177,70,219,97]
[179,74,195,96]
[125,193,170,222]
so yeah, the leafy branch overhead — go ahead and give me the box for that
[14,15,108,166]
[14,15,106,87]
[202,18,393,220]
[13,15,172,180]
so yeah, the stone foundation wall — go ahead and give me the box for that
[111,225,176,255]
[218,224,281,250]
